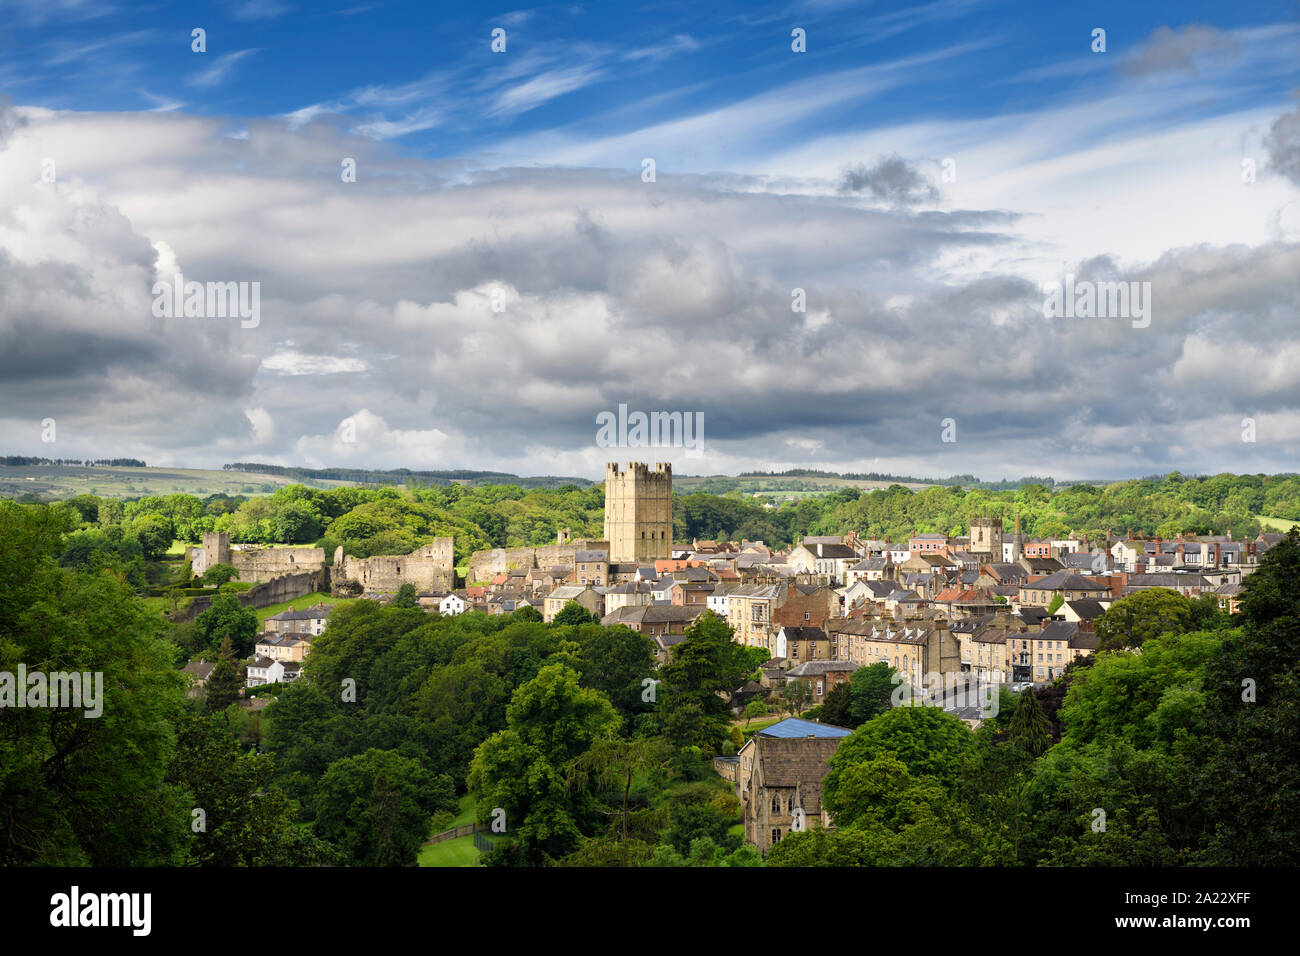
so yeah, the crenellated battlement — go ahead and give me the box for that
[606,461,672,480]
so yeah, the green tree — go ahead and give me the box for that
[779,678,813,717]
[1008,687,1052,757]
[571,623,659,720]
[195,593,259,657]
[128,511,174,560]
[656,611,750,752]
[819,681,855,728]
[0,500,191,866]
[567,736,670,862]
[168,713,333,865]
[204,637,244,714]
[314,748,455,866]
[554,600,597,626]
[390,582,420,609]
[848,661,901,726]
[468,664,620,864]
[202,563,239,587]
[824,705,973,806]
[742,699,769,728]
[1196,529,1300,864]
[766,827,874,866]
[1095,588,1193,651]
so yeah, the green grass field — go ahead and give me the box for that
[737,715,785,737]
[418,834,479,867]
[447,794,476,828]
[255,591,361,625]
[673,474,934,495]
[1255,514,1299,532]
[0,464,335,500]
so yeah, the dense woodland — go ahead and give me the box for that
[1,483,1297,867]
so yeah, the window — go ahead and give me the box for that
[772,829,782,844]
[771,796,781,813]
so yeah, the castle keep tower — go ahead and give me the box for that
[604,462,673,564]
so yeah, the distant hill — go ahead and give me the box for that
[222,463,595,490]
[0,461,596,500]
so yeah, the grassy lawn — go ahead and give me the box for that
[255,591,361,625]
[418,834,479,867]
[737,715,785,735]
[1255,514,1299,532]
[448,794,476,828]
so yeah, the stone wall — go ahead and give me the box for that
[229,546,326,583]
[332,539,455,593]
[176,570,324,622]
[467,544,578,584]
[191,531,326,584]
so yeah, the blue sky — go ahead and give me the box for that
[0,1,1298,480]
[6,0,1296,163]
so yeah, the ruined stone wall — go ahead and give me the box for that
[466,539,610,584]
[191,531,325,583]
[332,538,455,593]
[228,546,327,583]
[467,544,576,584]
[176,570,324,622]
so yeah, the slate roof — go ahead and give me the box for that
[758,717,853,739]
[181,661,215,680]
[1065,598,1107,621]
[813,544,858,559]
[267,604,335,621]
[780,626,828,641]
[1021,571,1110,591]
[1039,620,1079,643]
[850,556,891,571]
[785,660,859,676]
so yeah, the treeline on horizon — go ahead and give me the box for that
[738,467,1017,486]
[0,456,147,467]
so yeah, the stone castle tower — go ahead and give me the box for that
[192,530,232,576]
[604,462,673,564]
[969,517,1003,555]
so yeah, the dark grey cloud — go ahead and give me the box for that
[1264,103,1300,186]
[1119,24,1239,77]
[837,154,939,205]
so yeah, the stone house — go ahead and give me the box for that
[734,717,853,853]
[264,604,335,636]
[784,659,858,704]
[543,585,604,622]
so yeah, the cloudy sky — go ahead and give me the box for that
[1,0,1297,482]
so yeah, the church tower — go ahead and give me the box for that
[604,462,673,563]
[969,517,1003,555]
